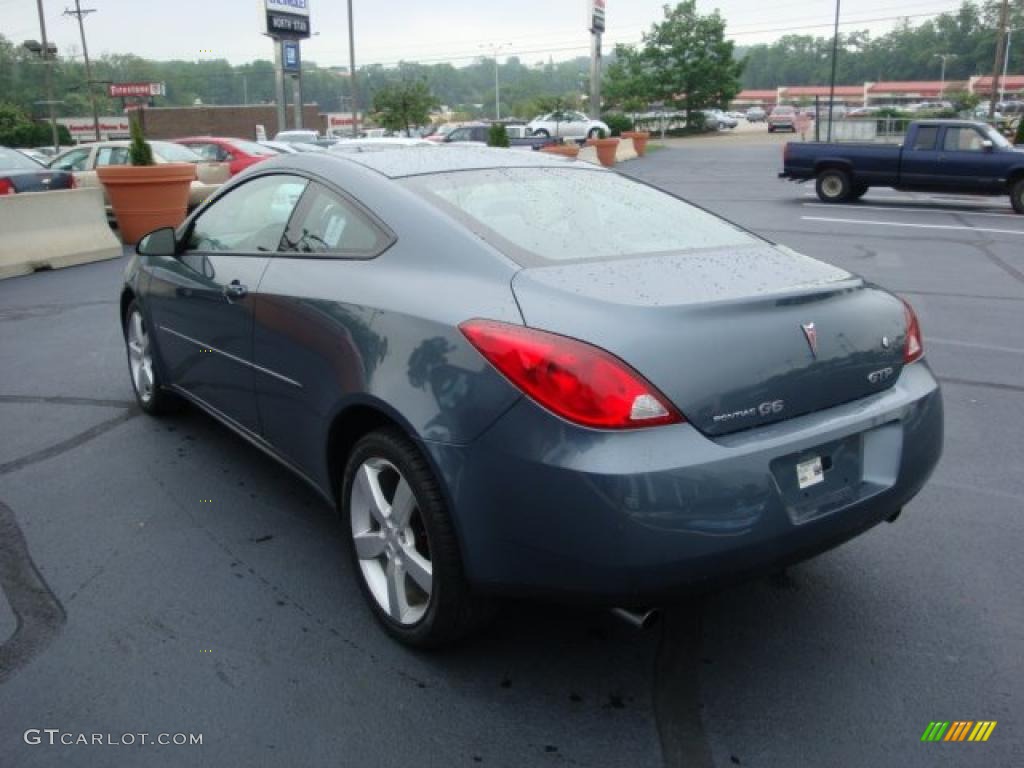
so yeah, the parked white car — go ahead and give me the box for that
[526,110,610,139]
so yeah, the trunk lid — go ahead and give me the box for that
[510,243,909,436]
[7,170,73,193]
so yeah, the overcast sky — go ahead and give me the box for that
[1,0,962,67]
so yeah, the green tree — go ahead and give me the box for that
[606,2,743,122]
[1014,118,1024,146]
[372,79,436,136]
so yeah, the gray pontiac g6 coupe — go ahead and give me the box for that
[121,147,943,646]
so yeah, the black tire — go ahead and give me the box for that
[341,427,491,648]
[122,300,177,415]
[768,126,775,133]
[850,183,869,200]
[533,129,550,138]
[815,168,852,203]
[1011,178,1024,214]
[587,127,601,139]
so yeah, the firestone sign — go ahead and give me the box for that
[262,0,311,39]
[108,82,165,98]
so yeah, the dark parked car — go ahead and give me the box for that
[0,146,74,195]
[121,148,943,646]
[780,119,1024,212]
[443,122,557,150]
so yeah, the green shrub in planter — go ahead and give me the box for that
[129,114,155,166]
[602,113,634,137]
[487,122,510,148]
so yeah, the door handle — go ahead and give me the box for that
[222,280,248,300]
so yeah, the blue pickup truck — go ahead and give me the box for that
[779,119,1024,213]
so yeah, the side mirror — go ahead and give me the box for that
[981,140,994,151]
[136,227,178,257]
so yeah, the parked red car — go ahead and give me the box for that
[172,137,277,176]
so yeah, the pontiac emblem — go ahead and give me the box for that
[801,322,818,358]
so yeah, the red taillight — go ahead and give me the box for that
[902,299,924,364]
[0,178,13,195]
[460,319,684,429]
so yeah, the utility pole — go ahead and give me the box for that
[588,0,605,119]
[35,0,60,151]
[990,0,1009,119]
[64,0,100,142]
[827,0,841,142]
[1001,27,1020,104]
[347,0,359,137]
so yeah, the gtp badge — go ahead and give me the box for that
[801,322,818,358]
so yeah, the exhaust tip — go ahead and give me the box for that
[610,607,661,630]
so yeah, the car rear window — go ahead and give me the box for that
[0,147,43,170]
[231,139,278,156]
[404,167,758,265]
[151,142,202,163]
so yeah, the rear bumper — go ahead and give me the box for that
[425,363,943,604]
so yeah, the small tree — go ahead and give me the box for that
[373,79,436,137]
[128,114,154,166]
[1014,117,1024,147]
[487,122,510,147]
[602,113,634,136]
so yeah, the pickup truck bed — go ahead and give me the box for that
[779,119,1024,213]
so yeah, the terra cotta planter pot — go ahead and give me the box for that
[540,145,580,159]
[622,131,650,156]
[585,137,619,167]
[97,163,196,244]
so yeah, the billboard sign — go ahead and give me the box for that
[108,82,165,98]
[590,0,605,33]
[58,116,131,141]
[263,0,311,38]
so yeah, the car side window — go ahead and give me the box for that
[281,182,386,256]
[448,128,469,141]
[186,143,219,162]
[942,127,985,152]
[51,148,91,171]
[96,147,130,166]
[185,174,308,254]
[911,126,939,150]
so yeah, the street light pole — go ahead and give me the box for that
[347,0,359,138]
[1001,28,1019,105]
[934,53,954,98]
[35,0,60,151]
[990,0,1009,119]
[64,0,100,142]
[479,43,511,120]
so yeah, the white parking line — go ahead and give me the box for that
[802,202,1015,218]
[801,191,1003,207]
[929,337,1024,355]
[801,216,1024,236]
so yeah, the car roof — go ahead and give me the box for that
[338,145,602,179]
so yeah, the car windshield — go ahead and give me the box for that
[980,124,1012,149]
[231,139,278,156]
[151,142,202,163]
[405,167,758,265]
[0,147,43,170]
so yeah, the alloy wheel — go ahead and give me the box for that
[127,310,154,404]
[349,457,433,625]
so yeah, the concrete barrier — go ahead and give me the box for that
[0,188,122,280]
[578,145,601,165]
[615,137,638,162]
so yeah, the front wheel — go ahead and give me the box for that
[587,127,601,139]
[1011,178,1024,214]
[123,300,176,415]
[815,169,852,203]
[341,427,491,648]
[850,183,869,200]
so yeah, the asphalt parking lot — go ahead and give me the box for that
[1,139,1021,768]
